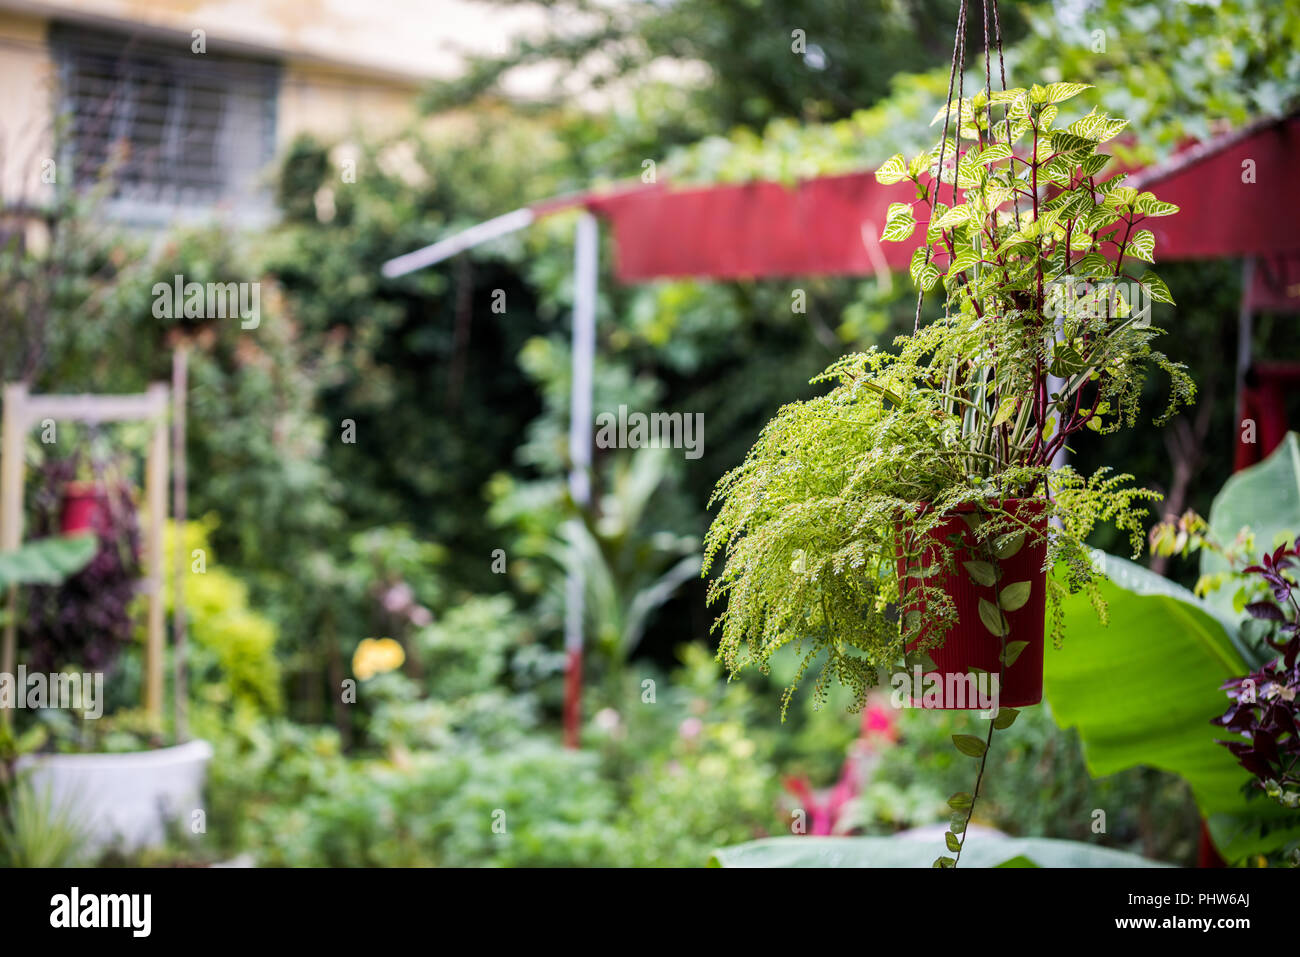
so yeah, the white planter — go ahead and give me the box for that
[17,739,213,852]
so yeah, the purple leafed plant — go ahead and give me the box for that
[22,455,142,674]
[1212,538,1300,809]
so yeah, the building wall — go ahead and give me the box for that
[0,1,454,218]
[0,10,57,209]
[278,59,421,149]
[24,0,544,88]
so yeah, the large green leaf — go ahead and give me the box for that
[0,534,96,589]
[709,835,1166,868]
[1048,551,1300,859]
[1200,431,1300,618]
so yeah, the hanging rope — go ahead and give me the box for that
[990,0,1020,224]
[917,0,968,332]
[981,2,994,141]
[914,0,1014,332]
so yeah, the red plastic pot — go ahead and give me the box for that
[896,499,1048,709]
[59,481,103,536]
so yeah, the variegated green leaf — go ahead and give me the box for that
[1127,229,1155,262]
[1136,192,1179,217]
[1103,185,1138,208]
[909,247,929,286]
[935,204,971,228]
[1079,153,1109,178]
[1100,117,1129,142]
[875,153,908,185]
[1043,81,1093,105]
[1140,270,1175,305]
[1049,131,1096,155]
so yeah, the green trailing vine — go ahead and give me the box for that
[703,67,1194,865]
[938,532,1021,868]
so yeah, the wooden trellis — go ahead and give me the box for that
[0,382,171,721]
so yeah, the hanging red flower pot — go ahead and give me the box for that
[897,499,1049,710]
[59,480,104,536]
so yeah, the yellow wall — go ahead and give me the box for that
[26,0,542,86]
[0,10,56,209]
[0,4,427,216]
[278,59,421,148]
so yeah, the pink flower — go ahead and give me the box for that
[381,582,414,614]
[862,703,899,744]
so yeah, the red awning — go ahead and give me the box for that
[1129,115,1300,261]
[573,173,909,282]
[557,114,1300,284]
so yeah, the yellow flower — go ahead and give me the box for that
[352,637,405,680]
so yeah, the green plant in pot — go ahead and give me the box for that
[703,81,1193,866]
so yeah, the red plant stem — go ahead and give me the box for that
[1042,377,1103,465]
[1028,360,1045,463]
[1031,117,1044,312]
[563,647,582,748]
[1112,217,1135,277]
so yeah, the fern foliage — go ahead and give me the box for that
[704,83,1191,714]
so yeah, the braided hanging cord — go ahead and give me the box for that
[913,0,1013,333]
[916,0,966,332]
[990,0,1021,224]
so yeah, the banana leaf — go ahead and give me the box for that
[1200,431,1300,618]
[1048,550,1300,860]
[0,534,96,589]
[709,834,1166,868]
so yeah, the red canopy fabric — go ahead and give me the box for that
[577,173,910,282]
[1130,115,1300,261]
[562,114,1300,284]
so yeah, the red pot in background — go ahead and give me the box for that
[59,481,103,536]
[896,499,1049,709]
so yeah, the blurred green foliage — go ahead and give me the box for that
[425,1,1023,129]
[861,706,1201,865]
[163,518,282,714]
[3,0,1292,867]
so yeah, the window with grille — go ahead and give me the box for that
[51,23,280,226]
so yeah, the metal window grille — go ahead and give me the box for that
[51,23,280,226]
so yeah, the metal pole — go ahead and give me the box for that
[0,384,26,723]
[143,384,169,724]
[1235,256,1256,435]
[1049,313,1068,472]
[563,212,597,749]
[381,208,535,278]
[172,348,189,742]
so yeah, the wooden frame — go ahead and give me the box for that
[1,382,170,722]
